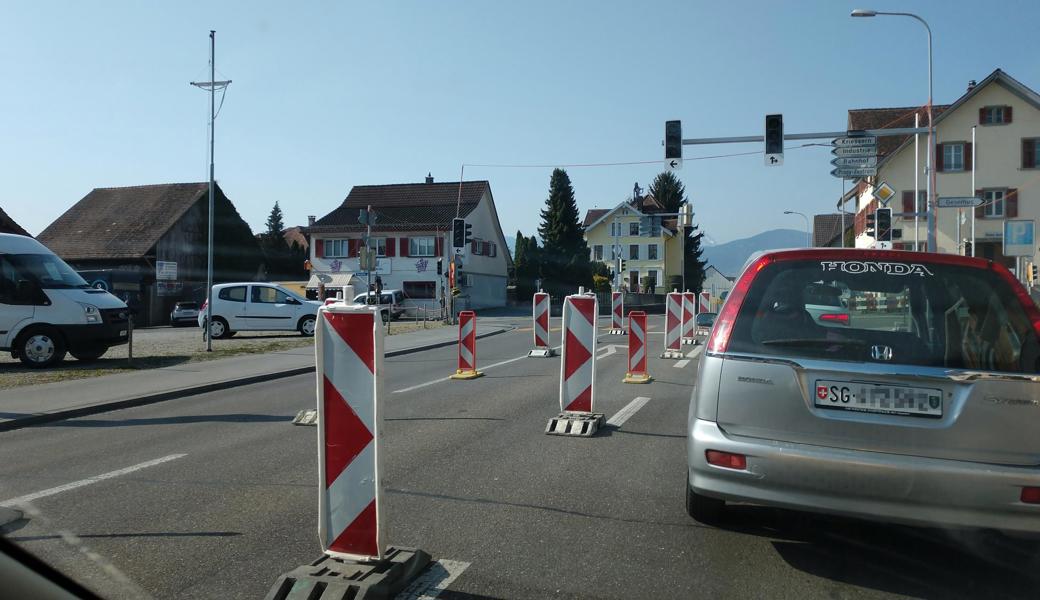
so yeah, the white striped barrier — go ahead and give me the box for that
[271,303,429,597]
[451,310,483,379]
[681,291,696,345]
[623,310,652,384]
[608,291,625,335]
[698,291,711,315]
[546,293,604,436]
[662,291,684,359]
[529,291,555,357]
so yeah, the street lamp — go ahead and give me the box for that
[783,210,811,247]
[851,9,934,251]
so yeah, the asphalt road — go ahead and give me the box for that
[1,314,1039,599]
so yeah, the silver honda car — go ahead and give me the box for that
[687,248,1040,533]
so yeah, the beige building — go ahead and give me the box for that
[845,69,1039,270]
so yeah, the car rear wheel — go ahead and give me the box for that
[298,315,316,337]
[686,473,725,523]
[17,327,67,369]
[70,346,107,362]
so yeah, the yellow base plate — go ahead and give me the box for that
[450,369,484,380]
[623,373,653,384]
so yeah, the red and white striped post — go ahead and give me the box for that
[546,293,604,436]
[316,304,384,559]
[662,291,684,358]
[451,310,482,379]
[699,291,711,315]
[623,310,652,384]
[529,291,554,357]
[681,291,696,345]
[608,291,625,335]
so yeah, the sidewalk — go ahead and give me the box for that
[0,323,511,431]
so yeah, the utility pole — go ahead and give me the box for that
[191,31,231,352]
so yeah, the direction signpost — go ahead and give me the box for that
[831,134,879,179]
[937,196,983,208]
[831,166,877,178]
[831,156,878,168]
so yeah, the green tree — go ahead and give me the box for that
[537,169,592,294]
[649,172,707,292]
[264,202,286,246]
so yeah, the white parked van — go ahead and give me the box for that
[0,234,130,368]
[199,282,322,339]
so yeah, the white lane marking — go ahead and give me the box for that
[396,559,471,599]
[596,344,623,358]
[1,454,187,507]
[606,396,650,428]
[686,345,704,359]
[392,347,561,394]
[673,359,690,369]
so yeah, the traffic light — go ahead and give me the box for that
[876,208,893,242]
[1031,263,1038,283]
[865,211,877,238]
[464,222,473,245]
[764,113,784,165]
[665,120,682,161]
[452,218,465,248]
[436,257,443,275]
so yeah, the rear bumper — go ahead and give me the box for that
[688,418,1040,533]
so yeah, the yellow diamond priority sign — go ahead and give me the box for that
[873,181,896,207]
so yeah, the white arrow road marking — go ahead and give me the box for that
[1,454,187,507]
[673,359,690,368]
[606,397,650,428]
[396,559,471,599]
[393,347,561,394]
[596,344,623,358]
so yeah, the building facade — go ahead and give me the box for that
[847,69,1039,272]
[583,194,684,293]
[303,178,511,310]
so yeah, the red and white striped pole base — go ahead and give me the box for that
[607,291,625,335]
[662,291,684,359]
[529,291,555,357]
[451,310,483,379]
[546,293,604,436]
[623,310,652,384]
[681,291,696,345]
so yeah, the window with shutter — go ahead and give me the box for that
[400,237,409,257]
[935,143,945,171]
[902,191,914,213]
[1007,188,1018,218]
[1024,138,1038,169]
[975,190,984,219]
[385,238,396,257]
[964,142,972,171]
[1006,106,1013,123]
[315,239,324,258]
[435,237,443,257]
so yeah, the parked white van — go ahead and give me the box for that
[199,282,322,339]
[0,233,130,368]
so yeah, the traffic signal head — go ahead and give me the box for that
[437,257,443,275]
[452,218,465,248]
[464,222,473,245]
[876,208,892,242]
[764,114,784,157]
[665,120,682,161]
[865,211,877,238]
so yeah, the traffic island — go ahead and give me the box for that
[264,547,431,600]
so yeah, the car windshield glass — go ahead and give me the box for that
[7,253,90,289]
[728,259,1040,373]
[176,302,198,309]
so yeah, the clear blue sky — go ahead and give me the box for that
[3,1,1038,243]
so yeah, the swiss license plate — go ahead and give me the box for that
[119,330,127,337]
[814,379,943,418]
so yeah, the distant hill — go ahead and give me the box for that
[701,229,806,277]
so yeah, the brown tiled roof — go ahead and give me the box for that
[38,183,211,260]
[307,181,490,233]
[0,207,29,236]
[582,209,610,227]
[282,226,308,249]
[846,105,949,159]
[813,213,852,247]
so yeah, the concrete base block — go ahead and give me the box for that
[661,350,685,359]
[545,412,605,437]
[528,348,555,357]
[607,329,626,335]
[264,547,432,600]
[622,373,653,384]
[292,409,318,426]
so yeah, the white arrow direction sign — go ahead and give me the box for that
[937,196,984,208]
[666,158,682,171]
[833,136,878,147]
[832,145,878,158]
[831,166,878,178]
[831,156,878,168]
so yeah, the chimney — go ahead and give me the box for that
[967,79,977,92]
[307,215,316,227]
[425,172,434,184]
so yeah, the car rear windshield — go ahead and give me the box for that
[727,258,1040,373]
[176,302,198,309]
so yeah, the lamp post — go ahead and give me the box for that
[852,9,934,251]
[784,210,811,247]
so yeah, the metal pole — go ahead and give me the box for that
[971,125,976,257]
[914,112,920,251]
[840,179,846,248]
[681,208,686,292]
[205,30,215,352]
[923,17,936,253]
[366,204,372,304]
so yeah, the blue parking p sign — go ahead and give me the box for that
[1004,219,1035,257]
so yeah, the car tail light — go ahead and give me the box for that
[1021,487,1040,504]
[705,450,747,470]
[200,299,208,312]
[819,313,850,326]
[707,255,771,353]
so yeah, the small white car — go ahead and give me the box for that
[352,290,406,322]
[199,283,321,339]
